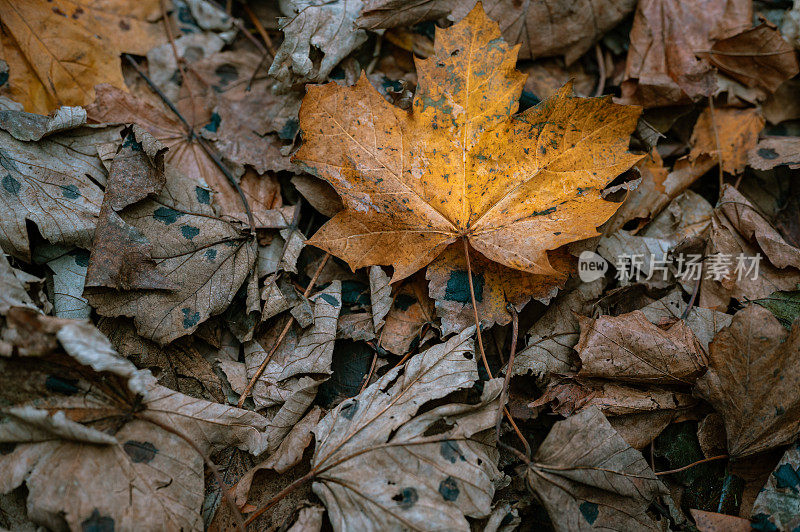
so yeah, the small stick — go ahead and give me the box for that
[655,454,728,475]
[462,237,531,458]
[237,253,330,407]
[242,2,277,57]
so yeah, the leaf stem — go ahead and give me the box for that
[655,454,728,475]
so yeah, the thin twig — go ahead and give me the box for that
[655,454,728,475]
[139,414,245,532]
[462,237,531,458]
[241,2,277,57]
[593,43,606,97]
[123,55,257,233]
[366,34,383,75]
[236,253,331,407]
[494,306,531,459]
[359,352,378,393]
[707,97,725,192]
[242,470,316,527]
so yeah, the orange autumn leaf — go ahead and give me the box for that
[294,4,643,282]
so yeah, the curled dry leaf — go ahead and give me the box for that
[526,406,667,531]
[0,0,128,114]
[690,509,752,532]
[363,0,637,65]
[576,310,707,384]
[295,4,642,283]
[707,23,800,96]
[0,253,35,314]
[0,106,120,261]
[84,144,256,344]
[531,378,698,449]
[700,184,800,310]
[291,175,343,218]
[245,281,342,408]
[512,278,604,381]
[689,107,765,175]
[270,0,369,88]
[751,443,800,531]
[311,326,504,531]
[695,305,800,457]
[620,0,751,107]
[0,314,270,531]
[426,244,569,335]
[380,272,436,356]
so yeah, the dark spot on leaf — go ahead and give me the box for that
[539,145,547,155]
[445,270,483,303]
[579,501,598,524]
[122,135,142,151]
[758,148,779,160]
[81,509,114,532]
[153,207,183,225]
[182,308,200,329]
[181,225,199,239]
[340,399,358,420]
[773,463,800,492]
[394,293,416,311]
[279,119,299,140]
[119,19,130,31]
[317,293,340,307]
[0,69,8,87]
[70,248,90,267]
[2,174,21,195]
[46,375,80,395]
[205,248,217,262]
[751,513,778,531]
[531,206,556,216]
[0,442,15,455]
[440,440,466,463]
[61,184,80,199]
[195,186,211,204]
[123,440,158,463]
[392,487,418,509]
[214,64,239,87]
[438,476,459,501]
[204,112,221,132]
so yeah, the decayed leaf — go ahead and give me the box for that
[512,279,604,381]
[311,326,504,531]
[0,253,35,313]
[0,0,128,114]
[576,310,707,384]
[270,0,369,88]
[700,184,800,310]
[427,244,569,335]
[707,23,800,96]
[531,378,697,449]
[0,315,270,531]
[639,290,731,352]
[245,282,342,408]
[189,50,302,174]
[753,288,800,329]
[369,265,391,333]
[526,406,667,531]
[751,443,800,531]
[86,84,294,225]
[689,107,765,174]
[296,5,642,282]
[620,0,751,107]
[380,272,436,355]
[84,145,256,344]
[748,137,800,170]
[695,305,800,457]
[363,0,636,65]
[0,107,120,260]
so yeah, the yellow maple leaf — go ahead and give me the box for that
[295,4,643,282]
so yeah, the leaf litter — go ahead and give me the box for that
[1,0,800,530]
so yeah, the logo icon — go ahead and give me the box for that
[578,251,608,282]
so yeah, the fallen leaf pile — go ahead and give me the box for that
[1,0,800,530]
